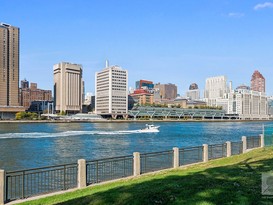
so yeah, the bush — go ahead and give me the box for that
[15,112,38,120]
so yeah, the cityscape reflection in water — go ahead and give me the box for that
[0,121,270,171]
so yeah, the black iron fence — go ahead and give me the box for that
[5,163,77,202]
[208,143,227,159]
[2,135,263,204]
[140,150,173,174]
[86,155,133,185]
[247,136,261,149]
[179,146,203,166]
[231,141,243,155]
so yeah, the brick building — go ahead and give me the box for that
[20,80,52,110]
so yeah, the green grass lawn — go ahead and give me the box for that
[18,147,273,205]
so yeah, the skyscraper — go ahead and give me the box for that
[0,23,20,106]
[154,83,177,100]
[95,61,128,118]
[251,70,265,93]
[53,62,83,114]
[204,76,227,106]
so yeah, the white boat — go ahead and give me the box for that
[117,124,160,134]
[138,124,160,133]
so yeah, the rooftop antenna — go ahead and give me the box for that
[106,59,109,68]
[229,81,232,92]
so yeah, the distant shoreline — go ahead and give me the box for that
[0,119,272,123]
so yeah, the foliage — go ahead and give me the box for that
[59,110,66,115]
[15,112,38,120]
[40,115,47,120]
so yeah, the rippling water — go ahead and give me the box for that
[0,121,271,171]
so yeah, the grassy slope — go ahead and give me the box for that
[19,147,273,205]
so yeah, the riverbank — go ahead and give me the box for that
[16,146,273,205]
[0,118,273,123]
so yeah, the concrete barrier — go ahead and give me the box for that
[173,147,179,168]
[226,141,231,157]
[78,159,86,188]
[133,152,140,176]
[0,170,4,205]
[260,134,264,148]
[203,144,208,162]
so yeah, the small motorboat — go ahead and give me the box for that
[138,124,160,133]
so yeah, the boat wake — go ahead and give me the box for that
[0,129,157,139]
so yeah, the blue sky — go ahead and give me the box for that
[1,0,273,96]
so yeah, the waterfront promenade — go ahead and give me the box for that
[2,135,272,204]
[21,147,273,205]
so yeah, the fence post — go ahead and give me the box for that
[203,144,208,162]
[242,136,247,153]
[260,134,264,148]
[133,152,140,176]
[173,147,179,168]
[226,141,231,157]
[78,159,86,188]
[0,170,4,205]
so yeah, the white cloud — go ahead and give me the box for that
[228,12,245,17]
[254,2,273,10]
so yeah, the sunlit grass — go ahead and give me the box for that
[19,147,273,205]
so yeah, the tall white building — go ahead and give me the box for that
[53,62,83,114]
[216,86,268,120]
[186,90,200,100]
[204,76,227,106]
[95,62,128,118]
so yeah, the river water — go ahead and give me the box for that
[0,121,271,171]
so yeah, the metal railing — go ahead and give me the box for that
[247,136,261,149]
[231,141,243,155]
[208,143,227,159]
[179,146,203,166]
[5,163,77,202]
[140,150,173,174]
[2,135,263,204]
[86,155,133,185]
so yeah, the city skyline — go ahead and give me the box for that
[1,0,273,96]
